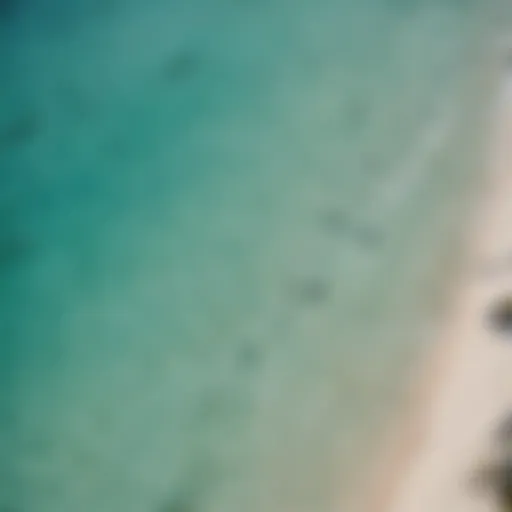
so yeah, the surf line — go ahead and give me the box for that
[369,97,456,224]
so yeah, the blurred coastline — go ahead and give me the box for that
[360,16,512,510]
[0,1,509,511]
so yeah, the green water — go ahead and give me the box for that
[0,0,503,510]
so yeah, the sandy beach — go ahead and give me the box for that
[360,34,512,512]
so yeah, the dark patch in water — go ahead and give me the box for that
[352,225,382,250]
[161,52,200,82]
[0,0,18,20]
[159,497,196,512]
[0,232,32,267]
[0,111,42,149]
[237,343,262,370]
[159,472,210,512]
[319,209,382,249]
[318,209,349,234]
[288,277,331,305]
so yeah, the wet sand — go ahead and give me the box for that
[360,36,512,512]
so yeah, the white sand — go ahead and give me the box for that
[360,38,512,512]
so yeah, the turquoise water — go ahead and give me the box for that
[0,1,499,511]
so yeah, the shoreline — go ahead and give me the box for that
[355,28,510,512]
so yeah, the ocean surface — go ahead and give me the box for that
[0,0,503,511]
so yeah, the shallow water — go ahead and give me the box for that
[0,0,501,511]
